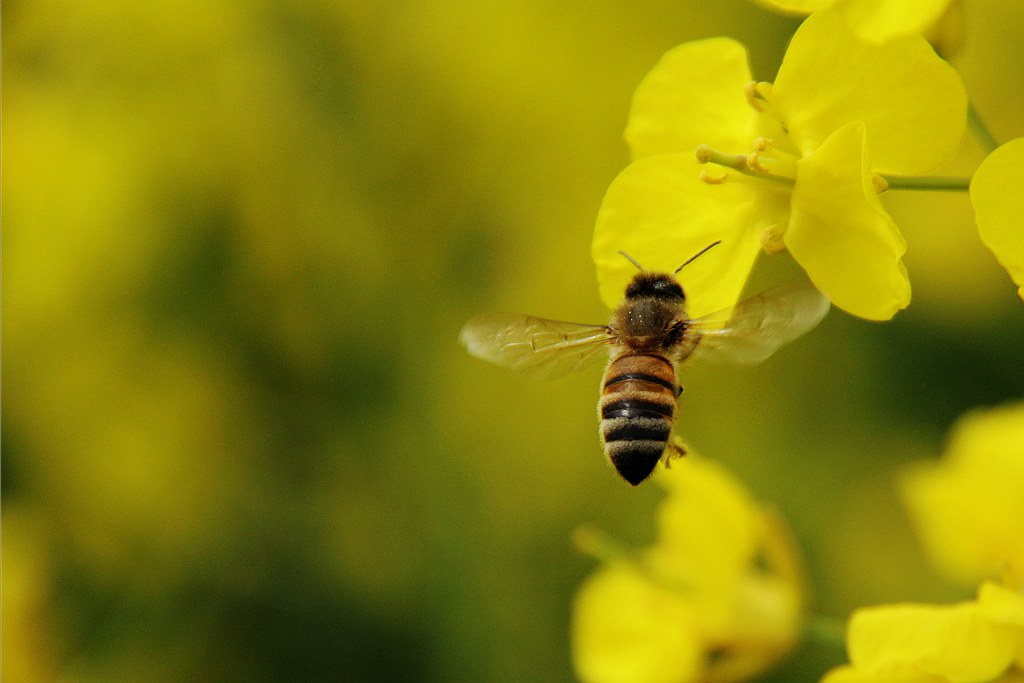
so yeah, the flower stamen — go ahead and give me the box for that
[748,152,798,180]
[696,144,796,187]
[699,169,729,185]
[746,151,771,173]
[744,81,774,113]
[695,144,745,169]
[745,82,790,135]
[760,225,787,254]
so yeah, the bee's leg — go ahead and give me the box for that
[661,440,687,468]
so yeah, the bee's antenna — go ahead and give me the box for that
[674,241,722,274]
[617,251,645,271]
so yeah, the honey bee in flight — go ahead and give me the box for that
[459,242,830,486]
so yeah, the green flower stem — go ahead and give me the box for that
[804,614,848,650]
[571,525,631,564]
[968,102,999,153]
[696,145,972,192]
[571,526,694,596]
[881,175,971,192]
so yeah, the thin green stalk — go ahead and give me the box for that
[572,525,631,564]
[881,175,971,192]
[804,614,848,650]
[968,102,999,153]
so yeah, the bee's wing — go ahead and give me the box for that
[687,283,829,364]
[459,313,614,380]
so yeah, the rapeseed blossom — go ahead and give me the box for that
[822,403,1024,682]
[572,451,803,683]
[593,8,966,320]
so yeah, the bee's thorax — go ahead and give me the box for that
[610,297,688,354]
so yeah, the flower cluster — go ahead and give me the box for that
[572,404,1024,683]
[593,1,1023,320]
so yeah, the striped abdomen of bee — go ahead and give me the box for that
[599,352,680,486]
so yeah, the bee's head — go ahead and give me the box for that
[617,241,720,303]
[624,272,685,301]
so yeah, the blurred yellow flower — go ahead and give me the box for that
[820,581,1024,683]
[824,403,1024,682]
[902,401,1024,588]
[2,507,58,683]
[571,452,804,683]
[593,8,965,320]
[970,138,1024,302]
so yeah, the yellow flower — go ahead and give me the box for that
[820,581,1024,683]
[571,452,804,683]
[902,402,1024,588]
[970,138,1024,302]
[592,8,966,320]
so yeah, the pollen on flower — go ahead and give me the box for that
[872,174,890,194]
[760,225,787,254]
[748,149,799,181]
[747,151,770,173]
[744,81,774,113]
[699,169,729,185]
[695,144,744,182]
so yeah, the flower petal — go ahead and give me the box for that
[592,154,781,317]
[571,563,702,683]
[653,457,758,575]
[625,38,756,160]
[848,601,1019,682]
[649,456,804,666]
[970,137,1024,300]
[773,7,966,174]
[978,581,1024,627]
[648,457,760,632]
[836,0,953,42]
[751,0,953,36]
[786,122,910,320]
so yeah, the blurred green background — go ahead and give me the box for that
[5,1,1023,681]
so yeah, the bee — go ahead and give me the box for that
[459,242,830,486]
